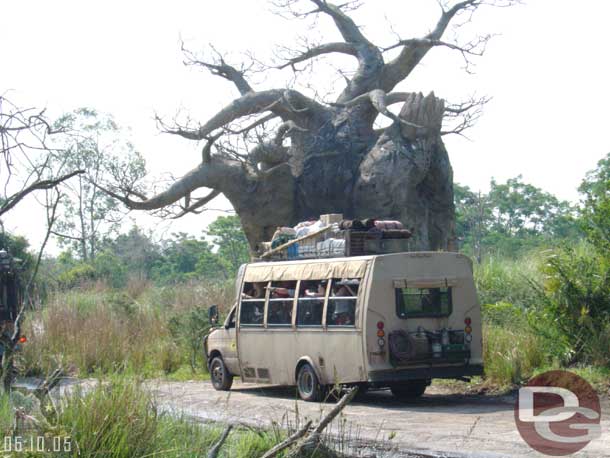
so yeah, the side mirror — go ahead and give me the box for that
[208,305,219,325]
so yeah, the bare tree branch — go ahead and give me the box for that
[171,189,222,219]
[0,169,84,217]
[276,42,358,70]
[380,0,516,91]
[95,155,245,212]
[441,94,491,136]
[182,42,254,95]
[156,89,328,141]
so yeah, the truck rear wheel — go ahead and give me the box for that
[390,380,428,400]
[297,363,323,402]
[209,356,233,391]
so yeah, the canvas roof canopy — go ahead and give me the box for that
[244,259,370,283]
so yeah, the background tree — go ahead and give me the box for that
[579,152,609,252]
[0,95,84,392]
[455,176,578,259]
[51,108,146,261]
[101,0,515,252]
[206,215,250,276]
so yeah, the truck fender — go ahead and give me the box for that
[295,356,326,385]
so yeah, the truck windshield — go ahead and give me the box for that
[395,287,452,318]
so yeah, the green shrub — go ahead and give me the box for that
[532,242,610,366]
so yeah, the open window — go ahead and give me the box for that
[240,281,266,326]
[326,278,359,327]
[296,280,326,327]
[395,287,452,318]
[267,281,296,326]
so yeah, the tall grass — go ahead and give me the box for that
[474,253,542,308]
[20,280,234,379]
[483,324,546,386]
[56,379,224,458]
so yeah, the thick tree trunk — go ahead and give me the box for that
[224,94,455,252]
[106,0,509,255]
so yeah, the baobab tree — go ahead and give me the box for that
[104,0,514,252]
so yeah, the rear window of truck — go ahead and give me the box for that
[395,287,452,318]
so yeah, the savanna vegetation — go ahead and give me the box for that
[7,152,606,391]
[0,0,608,455]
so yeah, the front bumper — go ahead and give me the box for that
[368,363,484,385]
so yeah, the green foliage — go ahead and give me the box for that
[0,392,13,436]
[206,215,250,276]
[20,280,234,379]
[55,378,220,458]
[455,176,579,259]
[475,255,541,308]
[483,323,546,386]
[168,306,213,372]
[578,152,610,252]
[44,214,251,289]
[150,232,227,284]
[52,108,146,262]
[533,243,610,366]
[0,231,33,273]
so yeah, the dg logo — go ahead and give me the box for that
[515,370,602,456]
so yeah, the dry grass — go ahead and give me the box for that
[20,280,233,378]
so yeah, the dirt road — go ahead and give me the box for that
[149,380,609,458]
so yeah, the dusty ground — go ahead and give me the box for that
[148,380,609,458]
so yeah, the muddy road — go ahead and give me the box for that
[148,380,609,458]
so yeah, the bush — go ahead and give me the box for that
[532,243,610,366]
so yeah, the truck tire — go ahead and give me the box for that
[209,356,233,391]
[390,380,428,400]
[296,363,323,402]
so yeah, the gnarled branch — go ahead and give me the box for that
[276,42,358,70]
[157,89,328,141]
[182,42,254,96]
[95,155,244,212]
[380,0,515,91]
[172,189,222,219]
[0,169,84,217]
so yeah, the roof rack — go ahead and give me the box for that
[257,216,412,262]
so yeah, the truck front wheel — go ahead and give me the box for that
[210,356,233,391]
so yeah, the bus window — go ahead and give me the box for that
[327,278,359,327]
[268,281,296,326]
[395,287,452,318]
[296,280,326,326]
[240,282,266,326]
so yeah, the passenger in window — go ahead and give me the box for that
[332,279,359,297]
[328,279,358,325]
[331,302,354,325]
[269,301,291,324]
[305,279,327,297]
[242,282,265,299]
[268,281,296,298]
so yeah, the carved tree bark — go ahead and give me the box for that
[105,0,510,251]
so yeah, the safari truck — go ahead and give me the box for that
[204,251,483,401]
